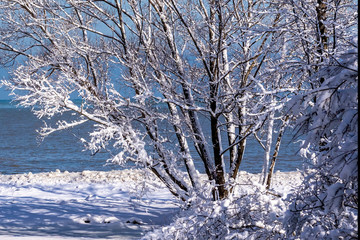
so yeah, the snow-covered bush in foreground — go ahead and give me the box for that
[284,169,358,239]
[144,181,289,239]
[284,49,358,239]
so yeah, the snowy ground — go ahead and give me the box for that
[0,169,303,239]
[0,169,180,240]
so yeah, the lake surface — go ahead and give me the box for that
[0,100,303,175]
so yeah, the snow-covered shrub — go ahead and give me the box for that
[284,49,358,239]
[284,169,358,239]
[143,184,288,239]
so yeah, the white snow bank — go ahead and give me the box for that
[0,169,179,240]
[0,169,303,239]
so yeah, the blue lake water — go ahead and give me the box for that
[0,100,303,175]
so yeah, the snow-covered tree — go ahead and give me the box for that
[1,0,298,201]
[143,0,359,233]
[283,0,358,238]
[284,47,358,240]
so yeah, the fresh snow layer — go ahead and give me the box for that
[0,169,179,240]
[0,169,303,239]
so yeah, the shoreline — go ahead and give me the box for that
[0,168,304,194]
[0,169,304,239]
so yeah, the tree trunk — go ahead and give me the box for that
[266,116,289,189]
[315,0,328,84]
[260,110,274,185]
